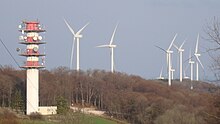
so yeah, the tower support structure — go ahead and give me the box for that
[18,21,46,115]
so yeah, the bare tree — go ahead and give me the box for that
[205,17,220,80]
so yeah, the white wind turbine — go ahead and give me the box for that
[97,24,118,73]
[183,61,190,79]
[173,40,185,82]
[157,67,164,80]
[189,49,195,81]
[155,34,177,86]
[171,68,175,80]
[64,19,89,71]
[194,34,204,81]
[183,69,189,79]
[170,54,175,80]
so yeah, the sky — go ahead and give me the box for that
[0,0,220,81]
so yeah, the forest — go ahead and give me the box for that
[0,65,219,124]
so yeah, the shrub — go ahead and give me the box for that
[0,109,19,124]
[29,112,44,120]
[56,96,69,114]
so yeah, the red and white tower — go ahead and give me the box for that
[18,21,46,115]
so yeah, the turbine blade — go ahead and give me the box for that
[70,39,75,70]
[167,33,177,51]
[196,56,204,69]
[189,49,192,61]
[96,45,109,48]
[195,33,199,54]
[63,18,75,36]
[160,67,163,77]
[184,63,189,72]
[170,53,173,66]
[110,23,118,45]
[155,45,167,53]
[166,53,169,71]
[180,40,186,49]
[77,22,90,35]
[173,43,179,50]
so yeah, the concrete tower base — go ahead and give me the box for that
[26,69,39,115]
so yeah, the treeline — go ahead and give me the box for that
[0,65,220,124]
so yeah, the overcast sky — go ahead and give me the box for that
[0,0,220,80]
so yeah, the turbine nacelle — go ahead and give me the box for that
[184,76,189,79]
[157,77,164,80]
[75,34,83,38]
[189,61,195,64]
[194,53,201,57]
[109,45,116,48]
[179,49,184,52]
[167,50,173,54]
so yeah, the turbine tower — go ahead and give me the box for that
[170,54,175,80]
[173,40,185,82]
[97,24,118,73]
[64,19,89,71]
[18,21,46,115]
[194,34,204,81]
[171,68,175,80]
[189,49,195,81]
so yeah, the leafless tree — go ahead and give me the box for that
[205,17,220,80]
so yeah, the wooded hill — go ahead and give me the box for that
[0,65,220,124]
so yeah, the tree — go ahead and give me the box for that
[11,90,25,113]
[56,96,69,114]
[205,17,220,80]
[204,16,220,123]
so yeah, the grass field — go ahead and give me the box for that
[18,114,119,124]
[0,108,123,124]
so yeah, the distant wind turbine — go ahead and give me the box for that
[171,68,175,80]
[194,34,204,81]
[183,62,190,79]
[173,40,185,82]
[97,24,118,73]
[157,67,164,80]
[64,18,89,71]
[189,49,195,81]
[155,33,177,86]
[170,54,175,80]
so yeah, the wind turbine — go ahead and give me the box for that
[183,62,190,79]
[171,68,175,80]
[173,40,185,82]
[194,34,204,81]
[64,19,89,71]
[155,34,177,86]
[157,67,164,80]
[170,53,175,80]
[189,49,195,81]
[183,69,189,79]
[97,24,118,73]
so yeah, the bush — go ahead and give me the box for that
[56,96,69,114]
[29,112,44,120]
[0,109,19,124]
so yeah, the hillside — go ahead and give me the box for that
[0,65,220,124]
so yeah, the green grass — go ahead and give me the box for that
[20,120,56,124]
[18,113,121,124]
[92,116,117,124]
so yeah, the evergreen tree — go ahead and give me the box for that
[11,90,25,113]
[56,96,69,114]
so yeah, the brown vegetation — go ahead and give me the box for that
[0,65,219,124]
